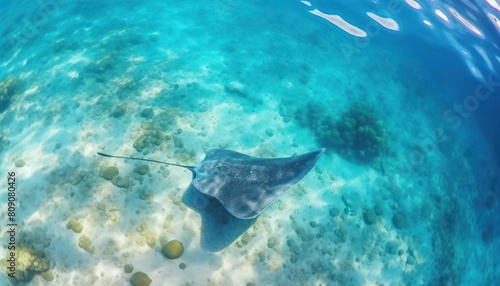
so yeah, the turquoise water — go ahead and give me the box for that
[0,0,499,285]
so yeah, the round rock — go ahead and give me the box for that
[130,272,151,286]
[15,159,26,167]
[363,208,377,225]
[392,211,408,229]
[162,240,184,259]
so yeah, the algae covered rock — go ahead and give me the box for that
[133,135,146,151]
[101,166,119,180]
[111,105,127,118]
[329,207,341,217]
[392,211,408,229]
[363,208,378,225]
[162,240,184,259]
[124,264,134,273]
[134,164,149,175]
[111,175,132,188]
[140,108,154,118]
[265,128,274,137]
[66,218,83,233]
[130,271,152,286]
[78,235,95,254]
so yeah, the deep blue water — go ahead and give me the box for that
[0,0,499,285]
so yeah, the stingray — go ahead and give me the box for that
[97,148,325,219]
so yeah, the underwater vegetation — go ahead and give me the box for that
[1,244,53,283]
[133,108,180,151]
[322,103,387,163]
[294,102,387,163]
[0,75,17,113]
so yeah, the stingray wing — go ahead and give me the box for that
[192,148,325,219]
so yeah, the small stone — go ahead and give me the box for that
[309,221,317,227]
[299,74,309,85]
[265,128,274,137]
[392,211,408,229]
[162,215,173,230]
[55,143,61,149]
[373,203,384,215]
[277,200,284,210]
[78,235,94,254]
[173,137,184,148]
[225,81,246,97]
[406,256,416,265]
[15,159,26,167]
[124,264,134,273]
[385,240,401,255]
[241,233,251,244]
[179,263,187,269]
[96,203,106,210]
[41,271,54,281]
[334,228,346,238]
[111,176,130,188]
[363,208,378,225]
[130,272,152,286]
[66,218,83,233]
[293,245,301,254]
[329,207,340,217]
[133,136,146,151]
[111,105,126,118]
[134,165,149,175]
[140,108,154,118]
[107,204,117,211]
[146,236,156,248]
[267,237,278,248]
[258,251,265,262]
[342,192,361,209]
[135,235,146,246]
[295,226,306,236]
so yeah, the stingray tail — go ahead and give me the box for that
[97,152,195,172]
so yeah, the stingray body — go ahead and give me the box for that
[97,148,325,219]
